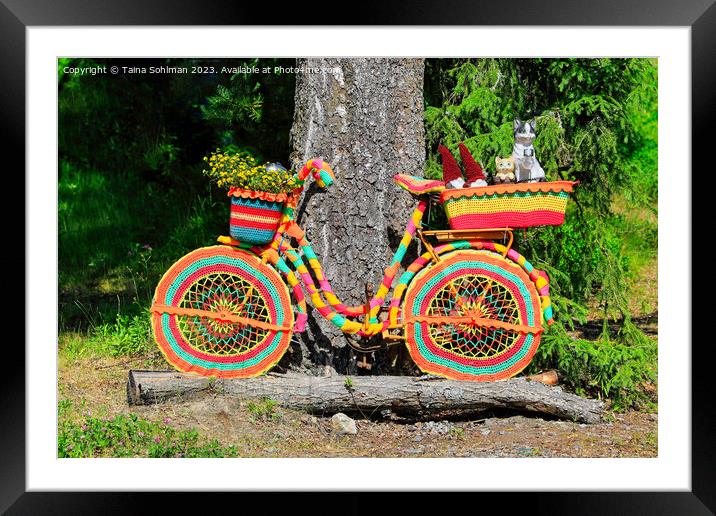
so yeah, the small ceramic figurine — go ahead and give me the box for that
[512,119,546,182]
[494,156,516,184]
[516,148,535,183]
[458,143,488,187]
[438,144,465,188]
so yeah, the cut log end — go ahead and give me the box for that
[127,370,604,424]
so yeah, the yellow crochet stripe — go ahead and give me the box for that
[230,213,280,224]
[444,195,568,215]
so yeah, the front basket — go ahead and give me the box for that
[228,188,286,245]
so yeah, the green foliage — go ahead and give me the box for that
[199,58,297,163]
[425,58,658,409]
[246,398,280,422]
[58,410,239,458]
[528,325,657,411]
[58,58,297,333]
[202,83,263,124]
[60,312,153,359]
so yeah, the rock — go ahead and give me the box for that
[331,413,357,435]
[516,446,533,456]
[413,435,424,442]
[424,421,451,434]
[403,448,424,455]
[481,429,491,436]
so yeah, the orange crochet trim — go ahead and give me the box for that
[405,315,543,335]
[150,304,291,332]
[227,187,289,203]
[440,180,576,201]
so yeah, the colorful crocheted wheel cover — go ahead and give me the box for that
[403,249,542,381]
[150,246,294,378]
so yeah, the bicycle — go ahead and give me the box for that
[150,158,575,381]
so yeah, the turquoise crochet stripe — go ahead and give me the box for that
[164,254,286,325]
[302,246,318,261]
[230,226,276,244]
[414,323,535,375]
[410,259,536,327]
[161,313,282,371]
[231,197,283,211]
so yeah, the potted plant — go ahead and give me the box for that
[202,150,300,245]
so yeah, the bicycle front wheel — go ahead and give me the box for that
[151,245,294,378]
[403,249,543,381]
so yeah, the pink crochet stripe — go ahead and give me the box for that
[448,210,565,230]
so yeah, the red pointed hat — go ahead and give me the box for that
[438,144,462,183]
[458,143,485,182]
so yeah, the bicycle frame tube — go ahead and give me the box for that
[268,198,429,337]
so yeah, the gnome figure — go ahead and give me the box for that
[458,143,488,187]
[438,143,488,188]
[438,144,465,188]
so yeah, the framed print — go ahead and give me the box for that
[5,0,712,512]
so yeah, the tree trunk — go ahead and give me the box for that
[127,370,604,424]
[287,58,425,374]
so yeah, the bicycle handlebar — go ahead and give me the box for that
[295,158,335,189]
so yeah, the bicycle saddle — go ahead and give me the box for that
[393,173,446,195]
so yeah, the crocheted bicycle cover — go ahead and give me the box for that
[403,249,543,381]
[229,189,285,245]
[150,246,293,378]
[440,181,575,229]
[393,174,446,195]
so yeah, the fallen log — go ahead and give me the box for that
[127,370,604,423]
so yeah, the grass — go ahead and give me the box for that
[246,398,280,423]
[58,400,239,458]
[59,312,158,361]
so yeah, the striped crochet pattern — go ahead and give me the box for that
[229,196,284,245]
[393,174,446,195]
[150,157,561,381]
[440,180,575,230]
[150,245,293,378]
[403,249,543,381]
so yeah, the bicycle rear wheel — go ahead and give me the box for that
[403,249,542,381]
[151,245,293,378]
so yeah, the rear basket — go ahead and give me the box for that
[228,188,286,245]
[440,181,576,230]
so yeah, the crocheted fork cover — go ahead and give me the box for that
[403,249,543,381]
[150,246,294,378]
[440,180,575,230]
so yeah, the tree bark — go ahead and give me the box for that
[287,58,425,374]
[127,370,604,424]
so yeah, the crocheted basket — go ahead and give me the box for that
[440,181,576,230]
[228,188,287,245]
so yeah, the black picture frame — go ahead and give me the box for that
[4,0,710,513]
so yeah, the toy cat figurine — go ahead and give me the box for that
[494,156,516,184]
[512,119,545,182]
[517,148,535,183]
